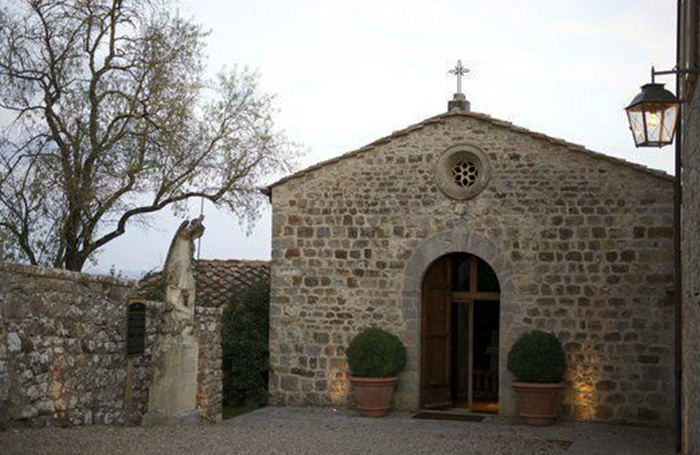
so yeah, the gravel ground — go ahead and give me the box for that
[0,407,674,455]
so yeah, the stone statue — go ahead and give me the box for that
[143,216,205,426]
[164,216,205,323]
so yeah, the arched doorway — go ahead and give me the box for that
[420,253,500,413]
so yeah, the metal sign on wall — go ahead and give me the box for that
[126,299,146,356]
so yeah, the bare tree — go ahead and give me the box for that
[0,0,293,271]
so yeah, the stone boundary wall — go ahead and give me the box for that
[0,262,222,427]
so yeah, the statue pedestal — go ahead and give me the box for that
[142,333,199,426]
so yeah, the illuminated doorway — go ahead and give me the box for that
[420,253,500,413]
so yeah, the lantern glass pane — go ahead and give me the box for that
[626,109,645,146]
[660,104,678,143]
[643,108,663,144]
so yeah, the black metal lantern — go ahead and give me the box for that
[625,82,681,147]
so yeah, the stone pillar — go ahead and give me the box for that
[142,333,200,425]
[143,217,205,426]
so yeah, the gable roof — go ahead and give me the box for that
[139,258,269,308]
[265,109,673,193]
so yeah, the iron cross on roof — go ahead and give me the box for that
[449,60,470,94]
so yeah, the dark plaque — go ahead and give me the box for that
[126,299,146,356]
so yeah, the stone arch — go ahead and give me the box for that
[397,229,519,414]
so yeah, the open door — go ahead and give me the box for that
[420,256,452,408]
[420,253,500,413]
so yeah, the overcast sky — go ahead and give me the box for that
[87,0,678,278]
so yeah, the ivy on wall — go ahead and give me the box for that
[221,276,270,407]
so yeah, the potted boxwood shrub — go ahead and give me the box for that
[346,327,407,417]
[507,330,567,426]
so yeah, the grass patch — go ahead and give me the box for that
[223,403,260,420]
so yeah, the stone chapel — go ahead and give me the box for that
[265,86,675,426]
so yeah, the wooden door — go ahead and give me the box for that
[420,256,452,408]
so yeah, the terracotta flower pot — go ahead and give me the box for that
[350,376,398,417]
[512,381,565,426]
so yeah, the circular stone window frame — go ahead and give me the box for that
[435,143,491,200]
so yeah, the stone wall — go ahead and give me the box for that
[268,111,675,426]
[0,262,222,427]
[681,2,700,452]
[195,306,223,423]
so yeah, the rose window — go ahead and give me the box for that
[435,144,491,200]
[452,160,479,188]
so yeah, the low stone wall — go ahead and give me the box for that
[0,262,222,427]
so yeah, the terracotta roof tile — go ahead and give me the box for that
[195,259,269,308]
[138,259,269,308]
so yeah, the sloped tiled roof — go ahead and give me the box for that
[265,108,673,193]
[138,259,269,308]
[195,259,269,308]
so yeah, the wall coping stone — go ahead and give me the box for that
[0,261,135,289]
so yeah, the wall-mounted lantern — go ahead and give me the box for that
[625,66,696,147]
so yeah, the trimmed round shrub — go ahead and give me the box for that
[507,330,566,383]
[347,327,407,378]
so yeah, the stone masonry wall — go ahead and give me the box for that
[0,262,222,427]
[0,262,140,427]
[269,111,675,426]
[195,306,223,423]
[682,3,700,452]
